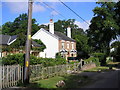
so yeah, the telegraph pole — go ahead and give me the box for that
[23,0,33,84]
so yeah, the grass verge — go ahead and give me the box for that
[23,74,91,89]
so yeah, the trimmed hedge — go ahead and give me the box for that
[1,53,66,67]
[84,57,100,66]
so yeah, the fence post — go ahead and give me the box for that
[0,65,2,89]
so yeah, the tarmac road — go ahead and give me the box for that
[81,69,120,88]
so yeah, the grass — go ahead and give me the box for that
[83,66,110,72]
[25,74,91,89]
[34,76,64,88]
[108,62,120,65]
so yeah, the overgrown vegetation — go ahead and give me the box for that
[91,53,106,66]
[84,57,100,66]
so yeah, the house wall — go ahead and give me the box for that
[59,40,77,58]
[32,29,59,58]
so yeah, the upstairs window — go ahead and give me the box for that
[67,43,69,49]
[72,43,74,49]
[62,42,64,49]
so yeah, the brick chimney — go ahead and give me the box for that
[67,26,71,38]
[49,19,54,34]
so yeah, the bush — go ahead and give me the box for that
[91,53,106,66]
[2,53,24,66]
[106,57,113,64]
[1,53,66,66]
[84,57,100,66]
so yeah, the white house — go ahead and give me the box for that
[32,19,77,59]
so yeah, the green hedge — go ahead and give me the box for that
[91,53,106,66]
[1,53,66,67]
[84,57,100,66]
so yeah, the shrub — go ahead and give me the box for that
[91,53,106,66]
[2,53,24,66]
[84,57,100,66]
[106,57,113,64]
[1,53,66,66]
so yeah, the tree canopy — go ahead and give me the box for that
[2,13,45,52]
[87,2,120,55]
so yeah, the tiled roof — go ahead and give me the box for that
[0,35,42,47]
[39,28,76,42]
[32,40,42,47]
[0,35,17,45]
[54,31,76,42]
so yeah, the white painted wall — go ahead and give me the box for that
[32,28,59,58]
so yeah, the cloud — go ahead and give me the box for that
[6,2,45,14]
[74,20,90,31]
[50,11,59,16]
[33,3,45,12]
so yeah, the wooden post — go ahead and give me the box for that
[23,0,33,84]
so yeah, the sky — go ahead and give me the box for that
[1,1,99,31]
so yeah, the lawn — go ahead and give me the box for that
[26,74,91,89]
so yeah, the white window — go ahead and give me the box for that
[67,43,69,49]
[62,42,64,49]
[72,43,74,49]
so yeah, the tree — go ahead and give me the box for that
[2,13,45,52]
[115,1,120,35]
[110,41,120,61]
[2,13,40,35]
[87,2,119,55]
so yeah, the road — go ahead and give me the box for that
[80,69,120,88]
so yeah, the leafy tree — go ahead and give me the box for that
[2,13,40,35]
[115,1,120,35]
[87,2,119,55]
[110,41,120,61]
[2,13,44,52]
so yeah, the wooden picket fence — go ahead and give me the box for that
[0,62,82,89]
[0,65,24,89]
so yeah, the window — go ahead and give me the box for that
[67,43,69,49]
[62,42,64,49]
[72,43,74,49]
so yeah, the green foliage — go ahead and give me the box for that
[55,52,62,58]
[2,53,24,66]
[2,54,66,66]
[32,39,46,52]
[2,13,40,35]
[2,13,41,52]
[110,41,120,61]
[91,53,106,65]
[36,58,66,67]
[106,57,113,63]
[87,2,120,54]
[84,57,100,66]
